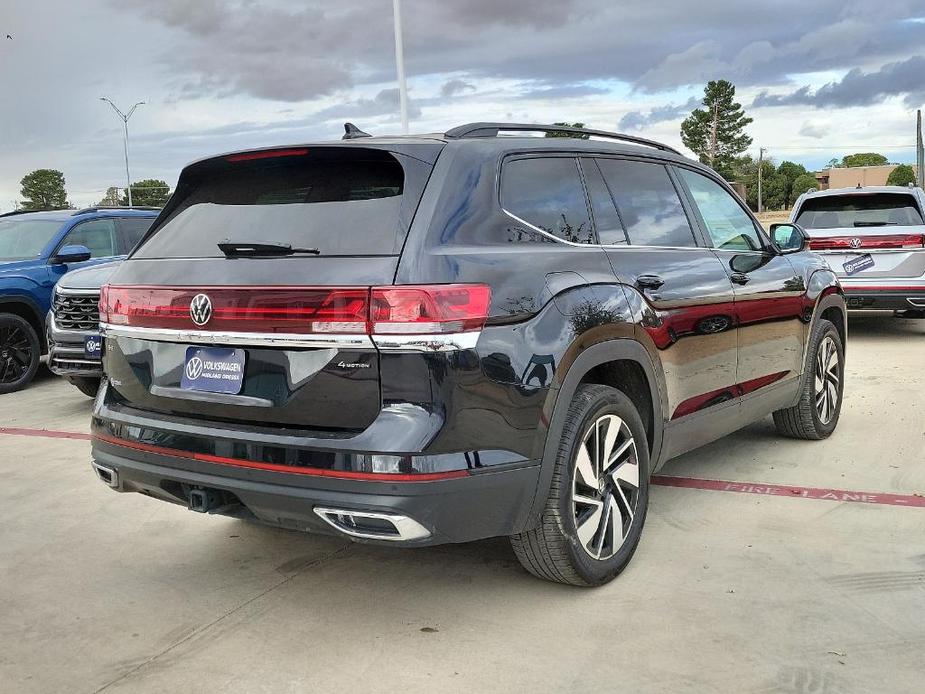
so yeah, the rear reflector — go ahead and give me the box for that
[809,234,925,250]
[99,284,491,335]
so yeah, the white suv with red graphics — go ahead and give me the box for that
[791,185,925,316]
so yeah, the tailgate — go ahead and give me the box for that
[100,144,438,431]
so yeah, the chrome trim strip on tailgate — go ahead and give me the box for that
[99,324,479,352]
[100,324,375,349]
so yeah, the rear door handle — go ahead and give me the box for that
[635,274,665,290]
[730,272,750,285]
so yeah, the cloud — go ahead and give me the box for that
[798,121,830,139]
[518,84,608,100]
[113,0,925,101]
[313,88,421,121]
[440,79,476,98]
[753,56,925,109]
[619,98,701,131]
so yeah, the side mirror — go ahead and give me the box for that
[51,244,92,265]
[769,223,808,255]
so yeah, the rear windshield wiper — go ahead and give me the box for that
[853,221,896,227]
[218,240,321,257]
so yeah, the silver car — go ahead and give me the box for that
[790,185,925,316]
[46,261,121,396]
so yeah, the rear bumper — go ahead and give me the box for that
[90,437,541,546]
[841,285,925,311]
[46,312,102,377]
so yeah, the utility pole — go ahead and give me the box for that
[392,0,409,134]
[99,98,145,207]
[709,102,718,168]
[916,109,924,189]
[757,147,766,214]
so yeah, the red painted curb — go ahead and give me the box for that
[651,475,925,508]
[0,426,92,441]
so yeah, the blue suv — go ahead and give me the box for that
[0,207,159,393]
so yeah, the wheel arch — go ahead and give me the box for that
[523,338,666,530]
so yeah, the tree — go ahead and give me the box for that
[120,179,170,207]
[545,122,589,139]
[736,155,776,210]
[680,80,753,180]
[775,161,808,207]
[20,169,69,210]
[841,153,888,168]
[96,187,121,207]
[790,173,819,204]
[886,164,916,187]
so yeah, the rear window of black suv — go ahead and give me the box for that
[134,148,413,258]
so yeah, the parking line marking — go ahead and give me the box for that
[0,426,92,441]
[1,426,922,508]
[651,475,925,508]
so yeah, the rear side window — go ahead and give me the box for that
[795,193,925,229]
[581,158,628,245]
[135,149,410,258]
[501,157,594,243]
[116,217,155,253]
[596,159,697,247]
[62,219,117,258]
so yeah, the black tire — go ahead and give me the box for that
[511,384,650,586]
[68,376,101,398]
[0,313,41,394]
[773,318,844,440]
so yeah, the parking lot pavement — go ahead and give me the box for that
[1,314,922,693]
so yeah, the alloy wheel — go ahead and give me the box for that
[0,324,33,385]
[571,414,640,560]
[814,335,840,425]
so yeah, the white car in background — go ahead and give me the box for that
[791,185,925,317]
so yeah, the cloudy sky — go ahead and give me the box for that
[1,0,923,210]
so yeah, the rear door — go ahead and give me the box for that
[102,145,438,432]
[587,157,738,423]
[793,191,925,280]
[675,166,805,389]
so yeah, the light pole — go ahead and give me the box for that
[392,0,409,134]
[757,147,767,214]
[100,98,145,207]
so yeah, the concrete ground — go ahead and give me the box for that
[1,313,923,694]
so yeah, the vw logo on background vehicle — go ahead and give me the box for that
[189,293,213,326]
[185,356,204,381]
[850,238,862,249]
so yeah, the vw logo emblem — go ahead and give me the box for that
[190,293,213,326]
[849,238,862,249]
[185,357,204,381]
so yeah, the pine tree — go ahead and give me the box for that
[680,80,753,180]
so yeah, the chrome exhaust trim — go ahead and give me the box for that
[313,507,431,541]
[91,461,119,488]
[906,298,925,307]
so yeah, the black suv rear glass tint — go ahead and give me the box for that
[134,149,409,258]
[795,193,925,229]
[501,157,594,244]
[596,159,697,248]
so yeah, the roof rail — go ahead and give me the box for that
[71,206,162,215]
[444,122,682,155]
[0,209,38,218]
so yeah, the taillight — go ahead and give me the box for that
[99,285,370,334]
[100,284,491,336]
[810,234,925,250]
[370,285,491,334]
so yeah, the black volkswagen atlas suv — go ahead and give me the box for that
[91,123,846,586]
